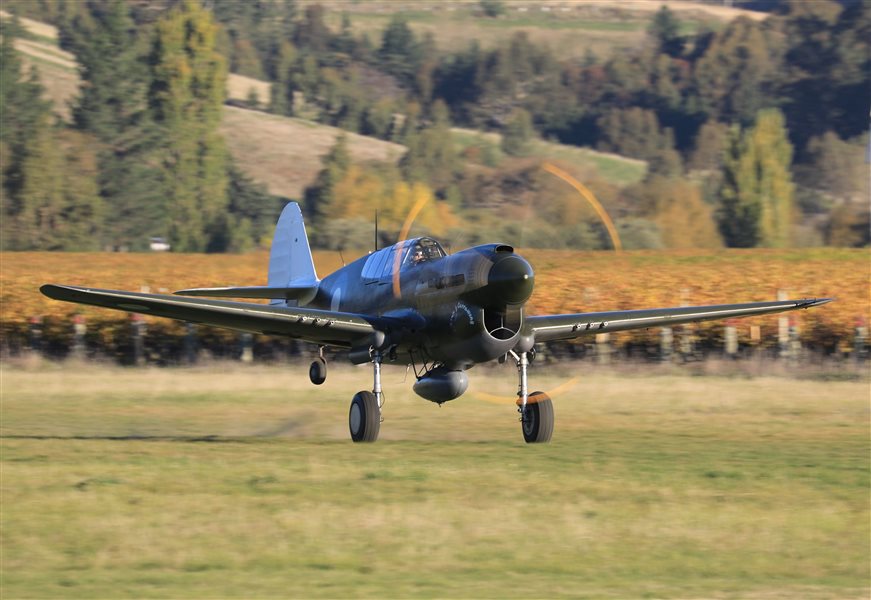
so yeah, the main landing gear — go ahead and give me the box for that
[510,350,554,443]
[348,350,383,442]
[309,345,382,442]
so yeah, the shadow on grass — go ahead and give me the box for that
[0,434,251,443]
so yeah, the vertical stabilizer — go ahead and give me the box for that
[268,202,318,304]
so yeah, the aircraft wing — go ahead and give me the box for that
[40,284,377,347]
[526,298,833,343]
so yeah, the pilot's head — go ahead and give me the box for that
[413,250,424,263]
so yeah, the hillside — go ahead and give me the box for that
[2,10,647,199]
[315,0,765,61]
[219,107,406,200]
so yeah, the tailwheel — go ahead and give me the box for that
[349,390,380,442]
[309,357,327,385]
[520,391,554,443]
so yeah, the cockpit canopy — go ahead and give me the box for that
[361,237,446,280]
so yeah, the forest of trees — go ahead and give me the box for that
[1,0,281,252]
[1,0,868,252]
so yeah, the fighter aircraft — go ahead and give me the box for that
[41,202,832,443]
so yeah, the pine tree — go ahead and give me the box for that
[304,134,351,226]
[62,0,161,251]
[378,14,420,89]
[148,0,229,252]
[1,23,54,249]
[399,100,457,192]
[647,6,683,57]
[691,17,776,125]
[501,108,534,156]
[67,0,144,141]
[269,41,297,116]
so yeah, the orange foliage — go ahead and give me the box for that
[1,249,867,351]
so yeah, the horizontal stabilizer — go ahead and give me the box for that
[174,286,318,302]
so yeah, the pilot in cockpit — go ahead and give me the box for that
[411,249,425,265]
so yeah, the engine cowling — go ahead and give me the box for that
[413,367,469,403]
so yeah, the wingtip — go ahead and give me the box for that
[801,297,835,308]
[40,283,62,298]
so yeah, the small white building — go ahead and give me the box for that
[149,237,171,252]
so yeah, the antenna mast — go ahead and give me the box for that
[374,210,378,252]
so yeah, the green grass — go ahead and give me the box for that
[452,128,647,187]
[1,363,868,598]
[529,138,648,186]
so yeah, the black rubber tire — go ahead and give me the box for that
[521,391,554,443]
[349,391,380,442]
[309,357,327,385]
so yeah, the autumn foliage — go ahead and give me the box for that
[2,249,867,357]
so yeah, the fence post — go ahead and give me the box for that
[854,317,868,363]
[184,322,198,365]
[660,327,673,363]
[240,333,254,363]
[130,313,146,366]
[749,325,762,361]
[72,314,86,359]
[788,315,801,366]
[677,288,696,362]
[595,332,610,366]
[777,289,790,359]
[678,327,695,361]
[28,315,43,354]
[724,320,738,359]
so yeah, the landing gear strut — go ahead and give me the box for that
[349,350,383,442]
[511,350,554,443]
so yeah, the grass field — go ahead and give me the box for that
[1,363,868,598]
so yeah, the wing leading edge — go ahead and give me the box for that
[526,298,833,343]
[40,284,375,347]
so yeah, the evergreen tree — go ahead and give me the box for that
[717,109,795,248]
[480,0,506,18]
[148,0,229,252]
[1,23,54,249]
[210,163,282,252]
[501,108,534,156]
[596,107,682,176]
[62,0,162,251]
[400,100,457,192]
[294,4,330,55]
[28,129,105,250]
[0,21,47,178]
[378,14,420,89]
[691,17,777,126]
[648,6,683,57]
[304,134,351,226]
[269,40,297,116]
[66,0,144,141]
[717,125,759,247]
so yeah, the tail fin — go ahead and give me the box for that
[267,202,318,301]
[174,203,318,305]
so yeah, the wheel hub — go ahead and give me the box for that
[349,402,362,434]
